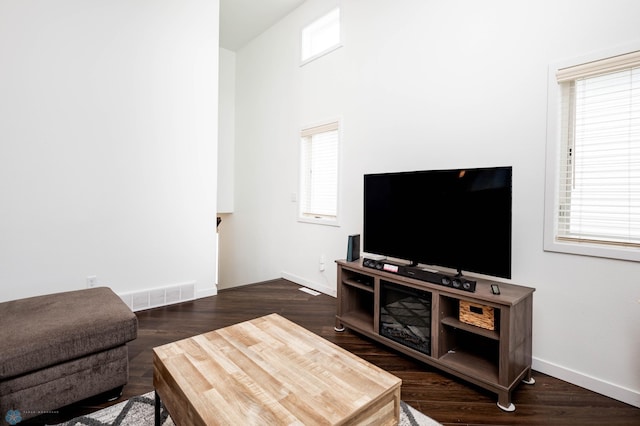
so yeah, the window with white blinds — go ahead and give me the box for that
[299,121,339,224]
[548,49,640,258]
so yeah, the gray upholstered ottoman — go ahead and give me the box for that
[0,287,137,421]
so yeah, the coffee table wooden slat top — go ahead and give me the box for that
[153,313,401,425]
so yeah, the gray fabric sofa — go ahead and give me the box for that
[0,287,138,421]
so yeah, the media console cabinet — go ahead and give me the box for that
[335,259,535,411]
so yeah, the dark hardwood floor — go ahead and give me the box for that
[27,279,640,425]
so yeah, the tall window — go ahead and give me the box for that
[301,7,341,64]
[545,48,640,260]
[299,121,340,225]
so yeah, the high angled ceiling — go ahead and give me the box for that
[219,0,307,51]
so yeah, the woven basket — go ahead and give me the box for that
[459,300,495,330]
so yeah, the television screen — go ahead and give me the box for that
[363,166,512,279]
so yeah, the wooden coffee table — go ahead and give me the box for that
[153,313,401,425]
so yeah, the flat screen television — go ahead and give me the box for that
[363,166,512,279]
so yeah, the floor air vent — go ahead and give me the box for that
[119,282,196,312]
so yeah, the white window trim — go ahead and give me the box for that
[544,41,640,262]
[300,42,343,67]
[300,7,343,67]
[298,119,342,227]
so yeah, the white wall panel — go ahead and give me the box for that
[0,0,220,301]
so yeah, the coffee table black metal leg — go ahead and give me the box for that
[155,390,161,426]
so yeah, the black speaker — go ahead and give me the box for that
[362,258,477,292]
[347,234,360,262]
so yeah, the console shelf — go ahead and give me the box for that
[336,259,535,411]
[440,316,500,340]
[343,278,375,293]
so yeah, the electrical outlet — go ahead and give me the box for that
[87,275,97,288]
[319,255,326,272]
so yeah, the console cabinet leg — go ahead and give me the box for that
[497,392,515,412]
[522,368,536,385]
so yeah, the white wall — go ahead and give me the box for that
[0,0,219,302]
[225,0,640,407]
[218,47,235,214]
[217,47,235,290]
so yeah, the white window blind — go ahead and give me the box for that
[300,122,339,222]
[555,50,640,248]
[301,7,340,63]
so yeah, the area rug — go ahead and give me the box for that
[52,392,441,426]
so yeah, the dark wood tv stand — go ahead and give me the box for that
[335,259,535,411]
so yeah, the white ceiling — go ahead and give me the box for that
[219,0,307,51]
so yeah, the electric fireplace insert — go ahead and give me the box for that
[379,281,432,355]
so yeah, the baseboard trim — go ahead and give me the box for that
[197,287,218,299]
[281,272,336,297]
[533,357,640,408]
